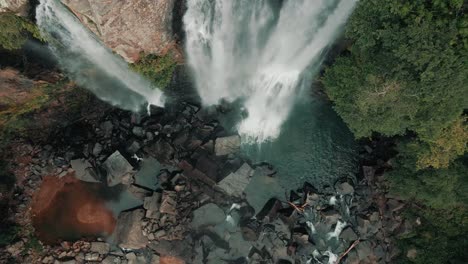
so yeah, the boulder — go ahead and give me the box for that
[214,135,241,156]
[191,203,225,229]
[90,242,110,254]
[103,151,134,186]
[115,209,148,249]
[144,192,162,219]
[60,0,177,62]
[159,191,177,215]
[0,0,29,17]
[128,184,152,201]
[70,159,100,183]
[216,163,253,197]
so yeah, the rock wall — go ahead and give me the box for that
[0,0,29,17]
[61,0,178,63]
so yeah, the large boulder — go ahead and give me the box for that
[60,0,177,62]
[115,209,148,249]
[214,135,241,156]
[70,159,100,183]
[0,0,29,17]
[103,151,134,186]
[216,163,253,197]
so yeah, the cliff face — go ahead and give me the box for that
[0,0,29,17]
[61,0,178,63]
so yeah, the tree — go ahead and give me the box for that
[323,0,467,142]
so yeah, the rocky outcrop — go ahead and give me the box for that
[0,0,29,17]
[60,0,177,62]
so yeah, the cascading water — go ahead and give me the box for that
[184,0,357,142]
[36,0,164,112]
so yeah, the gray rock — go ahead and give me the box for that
[100,121,114,138]
[191,203,225,229]
[115,209,148,249]
[217,163,253,197]
[90,242,110,254]
[84,252,100,261]
[127,141,141,154]
[336,182,354,195]
[132,127,145,138]
[214,135,241,156]
[340,227,358,241]
[92,143,103,156]
[102,255,121,264]
[70,159,100,183]
[128,184,152,201]
[144,192,162,219]
[54,260,76,264]
[103,151,134,186]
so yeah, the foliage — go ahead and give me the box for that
[323,0,467,142]
[416,117,468,169]
[389,153,468,209]
[130,52,178,89]
[397,205,468,264]
[0,13,44,50]
[0,224,20,247]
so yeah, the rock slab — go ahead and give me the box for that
[217,163,253,197]
[115,209,148,249]
[103,151,134,186]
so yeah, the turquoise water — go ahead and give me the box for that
[222,95,358,211]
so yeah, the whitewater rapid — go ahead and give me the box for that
[36,0,164,112]
[184,0,356,142]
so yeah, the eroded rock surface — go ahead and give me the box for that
[0,0,29,16]
[60,0,177,62]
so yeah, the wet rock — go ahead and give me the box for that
[126,252,147,264]
[132,126,145,138]
[100,121,114,138]
[362,166,375,181]
[214,135,241,156]
[256,198,283,221]
[336,182,354,195]
[340,227,358,241]
[90,242,110,254]
[103,151,134,186]
[54,260,76,264]
[195,155,219,182]
[240,219,262,241]
[191,203,225,229]
[159,191,177,215]
[217,163,253,197]
[144,192,162,219]
[128,184,152,201]
[92,143,103,156]
[127,141,142,154]
[115,209,149,249]
[145,140,175,162]
[70,159,100,183]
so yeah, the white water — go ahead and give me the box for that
[184,0,356,142]
[36,0,164,112]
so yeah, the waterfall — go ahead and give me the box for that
[36,0,164,112]
[184,0,356,142]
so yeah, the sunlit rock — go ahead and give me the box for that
[103,151,134,186]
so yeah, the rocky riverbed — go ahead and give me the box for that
[1,98,413,264]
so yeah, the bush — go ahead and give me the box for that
[130,52,178,89]
[0,13,44,50]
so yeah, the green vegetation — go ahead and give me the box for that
[0,13,44,50]
[322,0,468,262]
[130,52,178,89]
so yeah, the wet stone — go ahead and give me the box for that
[191,203,225,229]
[103,151,134,186]
[214,135,241,156]
[159,191,177,215]
[90,241,110,254]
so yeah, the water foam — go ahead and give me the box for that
[36,0,164,112]
[184,0,356,142]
